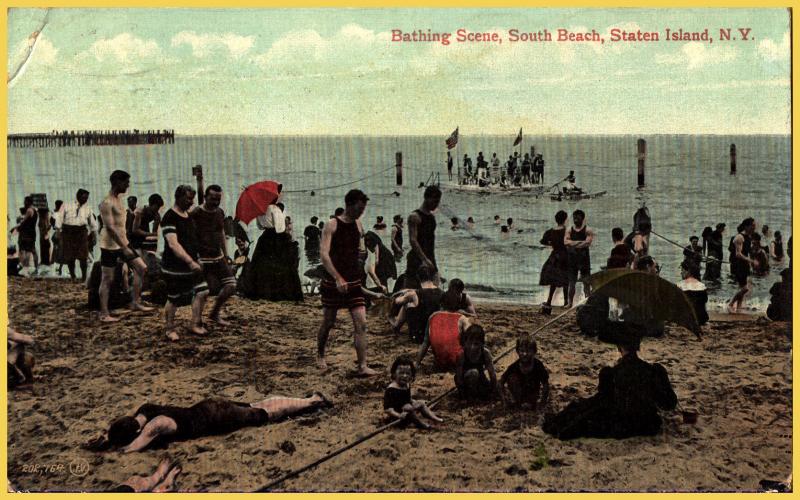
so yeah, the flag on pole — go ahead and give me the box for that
[445,127,459,149]
[513,128,522,146]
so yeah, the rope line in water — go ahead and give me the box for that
[253,304,580,492]
[651,230,722,264]
[283,165,397,194]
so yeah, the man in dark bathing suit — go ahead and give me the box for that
[85,393,332,453]
[405,185,442,288]
[316,189,378,376]
[192,170,236,326]
[728,217,756,313]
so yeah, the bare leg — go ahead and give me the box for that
[79,259,88,281]
[350,306,378,376]
[316,307,338,370]
[210,283,236,325]
[121,458,173,492]
[566,280,577,308]
[251,394,327,420]
[190,290,209,334]
[130,258,152,312]
[152,465,182,493]
[99,266,119,321]
[164,301,179,341]
[544,285,557,307]
[389,305,408,333]
[417,402,443,422]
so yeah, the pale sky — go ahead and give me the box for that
[7,8,791,135]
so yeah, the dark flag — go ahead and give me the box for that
[513,128,522,146]
[445,127,459,149]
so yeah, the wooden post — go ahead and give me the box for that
[730,144,736,175]
[637,138,646,187]
[530,146,535,158]
[395,152,403,186]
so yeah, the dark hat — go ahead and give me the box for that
[598,321,643,350]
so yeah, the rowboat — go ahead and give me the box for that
[549,189,607,201]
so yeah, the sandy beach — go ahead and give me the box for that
[6,277,792,492]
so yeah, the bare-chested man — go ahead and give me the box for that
[316,189,378,376]
[98,170,152,322]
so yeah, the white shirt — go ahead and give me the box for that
[256,204,285,233]
[55,202,98,231]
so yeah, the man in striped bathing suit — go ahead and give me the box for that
[316,189,378,376]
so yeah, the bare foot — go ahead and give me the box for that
[130,303,154,313]
[100,315,120,323]
[430,415,444,423]
[189,326,208,335]
[166,330,180,342]
[727,303,738,314]
[210,316,231,327]
[316,357,328,371]
[153,465,182,493]
[356,365,379,377]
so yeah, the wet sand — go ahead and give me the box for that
[6,277,792,492]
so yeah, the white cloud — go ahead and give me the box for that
[758,32,789,62]
[33,36,58,65]
[171,31,255,59]
[655,42,736,69]
[253,24,394,76]
[87,33,161,63]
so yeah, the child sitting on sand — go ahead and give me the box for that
[499,334,549,410]
[454,325,498,400]
[383,355,443,429]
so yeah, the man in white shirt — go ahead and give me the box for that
[54,188,98,281]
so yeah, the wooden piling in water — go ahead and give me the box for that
[395,152,403,186]
[530,146,535,158]
[730,144,736,175]
[637,138,646,187]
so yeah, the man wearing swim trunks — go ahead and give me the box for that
[162,185,209,341]
[727,217,756,313]
[192,169,236,326]
[316,189,378,376]
[98,170,152,322]
[564,209,594,308]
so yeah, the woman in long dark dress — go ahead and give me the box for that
[538,210,569,315]
[543,330,677,440]
[703,223,725,282]
[245,199,303,301]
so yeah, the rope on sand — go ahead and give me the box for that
[253,304,580,492]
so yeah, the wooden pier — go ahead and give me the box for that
[7,129,175,148]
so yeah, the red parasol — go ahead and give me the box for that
[235,181,282,224]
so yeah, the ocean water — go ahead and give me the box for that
[7,134,791,312]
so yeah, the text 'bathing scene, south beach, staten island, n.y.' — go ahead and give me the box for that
[5,7,792,493]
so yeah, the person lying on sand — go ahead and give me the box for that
[500,334,549,410]
[454,325,498,400]
[108,457,182,492]
[84,393,332,453]
[8,327,34,389]
[542,324,677,440]
[384,355,443,429]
